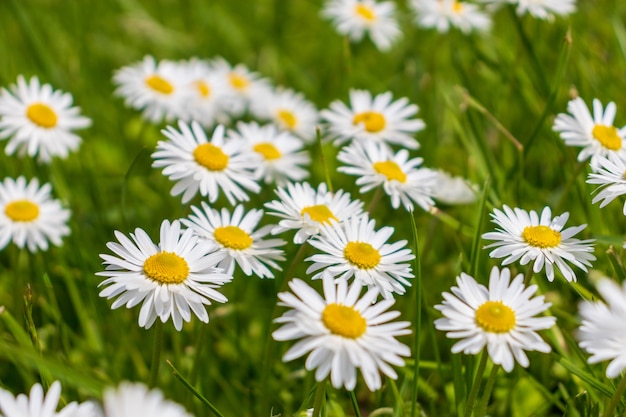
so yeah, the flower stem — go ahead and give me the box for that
[463,351,488,417]
[409,210,422,417]
[312,379,327,417]
[349,390,362,417]
[474,364,499,417]
[148,320,164,387]
[604,373,626,417]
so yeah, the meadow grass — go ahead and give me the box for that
[1,0,626,416]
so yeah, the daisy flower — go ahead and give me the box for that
[272,273,411,391]
[337,141,437,211]
[264,182,365,244]
[0,176,70,253]
[228,121,310,185]
[553,97,626,170]
[306,214,414,299]
[0,381,92,417]
[179,58,229,127]
[99,382,193,417]
[586,153,626,215]
[252,87,319,142]
[410,0,492,33]
[482,205,596,282]
[152,120,261,204]
[321,89,425,149]
[504,0,576,19]
[97,219,232,331]
[0,75,91,162]
[181,203,286,279]
[577,278,626,378]
[113,55,191,124]
[430,169,478,205]
[321,0,402,51]
[435,266,556,372]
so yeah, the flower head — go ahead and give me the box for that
[100,382,193,417]
[97,219,232,331]
[273,273,411,391]
[0,381,91,417]
[0,75,91,162]
[430,169,478,205]
[586,153,626,215]
[506,0,576,19]
[482,205,595,282]
[435,266,556,372]
[178,58,230,127]
[410,0,491,33]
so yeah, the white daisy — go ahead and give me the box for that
[179,58,229,127]
[0,381,90,417]
[586,153,626,215]
[97,219,232,331]
[553,97,626,170]
[0,176,70,253]
[181,203,286,279]
[435,266,555,372]
[321,89,425,150]
[430,169,478,205]
[113,55,191,124]
[228,121,310,185]
[272,273,411,391]
[306,214,414,299]
[410,0,492,33]
[152,120,261,204]
[99,382,193,417]
[482,205,596,282]
[252,87,319,142]
[264,182,365,244]
[577,278,626,378]
[321,0,402,51]
[0,75,91,162]
[337,141,437,211]
[505,0,576,19]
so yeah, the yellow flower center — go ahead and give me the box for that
[228,73,250,91]
[300,205,338,225]
[143,252,189,284]
[354,3,376,22]
[195,80,211,98]
[26,103,58,128]
[522,225,562,248]
[277,109,297,129]
[373,160,407,183]
[344,241,381,269]
[193,143,229,171]
[592,125,622,150]
[322,303,367,339]
[475,301,516,333]
[453,0,463,13]
[253,142,282,160]
[214,226,253,250]
[353,111,386,133]
[4,200,40,222]
[145,75,174,95]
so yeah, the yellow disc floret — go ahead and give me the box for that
[143,251,189,284]
[475,300,516,333]
[592,124,622,150]
[344,241,381,269]
[353,111,386,133]
[195,80,211,98]
[228,73,250,91]
[522,225,561,248]
[26,103,58,128]
[145,75,174,95]
[4,200,40,222]
[214,226,253,250]
[322,303,367,339]
[193,143,229,171]
[277,109,297,130]
[373,160,407,183]
[253,142,282,160]
[301,205,338,225]
[354,4,376,22]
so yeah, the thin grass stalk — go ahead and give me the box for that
[463,351,488,417]
[604,373,626,417]
[167,360,225,417]
[148,320,164,387]
[409,210,422,417]
[474,364,499,417]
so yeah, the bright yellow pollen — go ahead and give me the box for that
[353,111,386,133]
[373,160,407,183]
[4,200,40,222]
[145,75,174,95]
[253,142,282,160]
[277,109,297,129]
[344,241,381,269]
[592,124,622,150]
[195,80,211,98]
[193,143,229,171]
[229,73,250,91]
[143,252,189,284]
[322,303,367,339]
[475,301,516,333]
[522,225,562,248]
[453,0,464,13]
[354,3,376,22]
[300,205,338,225]
[214,226,253,250]
[26,103,58,128]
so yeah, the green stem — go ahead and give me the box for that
[367,186,384,214]
[474,365,499,417]
[604,373,626,417]
[409,210,422,417]
[463,351,488,417]
[523,267,534,287]
[148,320,164,387]
[349,390,362,417]
[312,379,327,417]
[316,127,333,193]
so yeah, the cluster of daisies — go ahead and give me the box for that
[321,0,576,50]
